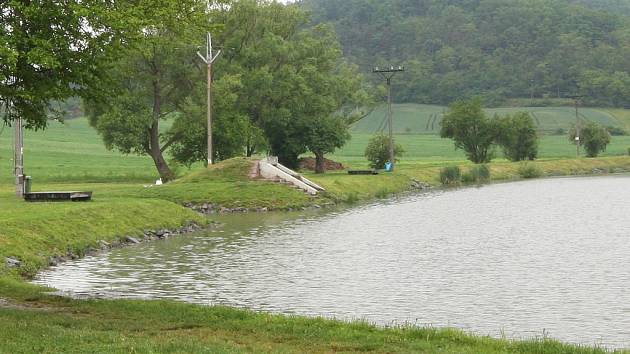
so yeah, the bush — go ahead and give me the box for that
[364,134,405,169]
[462,164,491,184]
[517,163,543,179]
[495,112,538,161]
[606,126,627,136]
[440,166,461,185]
[553,128,566,136]
[569,122,611,157]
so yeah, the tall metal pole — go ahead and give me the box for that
[14,117,24,197]
[197,33,221,166]
[373,66,404,171]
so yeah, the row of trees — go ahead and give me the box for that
[303,0,630,106]
[440,99,612,163]
[84,0,373,180]
[440,100,538,163]
[2,0,372,181]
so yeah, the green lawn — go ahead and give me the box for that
[1,115,630,352]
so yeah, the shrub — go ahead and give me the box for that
[606,126,627,136]
[517,163,543,179]
[495,112,538,161]
[440,166,461,185]
[364,134,405,169]
[553,128,566,136]
[569,122,611,157]
[461,164,491,184]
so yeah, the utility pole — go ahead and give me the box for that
[197,32,221,166]
[373,65,404,171]
[14,116,24,197]
[569,95,583,158]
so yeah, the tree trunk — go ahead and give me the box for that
[149,121,175,182]
[315,151,326,174]
[148,79,175,182]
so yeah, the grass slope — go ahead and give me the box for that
[0,278,622,353]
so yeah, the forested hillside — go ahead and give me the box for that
[300,0,630,106]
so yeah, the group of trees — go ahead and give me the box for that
[441,99,611,163]
[440,99,538,163]
[2,0,372,181]
[302,0,630,106]
[84,0,372,180]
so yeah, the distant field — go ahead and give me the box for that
[352,103,628,134]
[1,113,630,185]
[332,133,630,167]
[0,119,178,184]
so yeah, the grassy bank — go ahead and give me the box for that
[0,278,622,353]
[2,118,630,352]
[308,156,630,202]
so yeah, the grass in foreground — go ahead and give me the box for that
[0,278,622,354]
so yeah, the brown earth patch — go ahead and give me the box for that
[298,157,344,172]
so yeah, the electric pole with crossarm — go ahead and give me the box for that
[373,65,404,171]
[197,32,221,166]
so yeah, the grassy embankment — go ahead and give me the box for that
[1,111,630,352]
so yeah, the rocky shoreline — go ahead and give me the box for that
[4,221,214,271]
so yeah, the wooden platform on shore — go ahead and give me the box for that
[24,191,92,202]
[347,170,379,175]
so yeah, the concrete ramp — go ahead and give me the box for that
[257,157,325,195]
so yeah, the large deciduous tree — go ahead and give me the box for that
[176,0,371,170]
[86,0,210,182]
[0,1,125,129]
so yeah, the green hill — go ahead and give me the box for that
[352,104,625,135]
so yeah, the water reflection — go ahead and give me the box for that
[35,176,630,349]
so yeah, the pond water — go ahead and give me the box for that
[35,176,630,349]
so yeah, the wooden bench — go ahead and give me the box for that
[347,170,379,175]
[24,191,93,202]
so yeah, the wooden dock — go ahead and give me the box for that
[24,191,92,202]
[347,170,379,175]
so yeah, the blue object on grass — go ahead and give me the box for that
[384,161,393,172]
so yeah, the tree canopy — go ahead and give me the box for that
[302,0,630,106]
[0,1,130,129]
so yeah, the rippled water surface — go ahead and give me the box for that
[35,177,630,348]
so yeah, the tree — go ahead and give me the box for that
[569,122,611,157]
[306,116,350,173]
[364,134,404,169]
[0,1,126,129]
[440,99,499,163]
[173,0,371,169]
[86,0,209,182]
[495,112,538,161]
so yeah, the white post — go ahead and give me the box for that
[14,117,24,197]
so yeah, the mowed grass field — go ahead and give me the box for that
[0,119,159,184]
[352,103,630,135]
